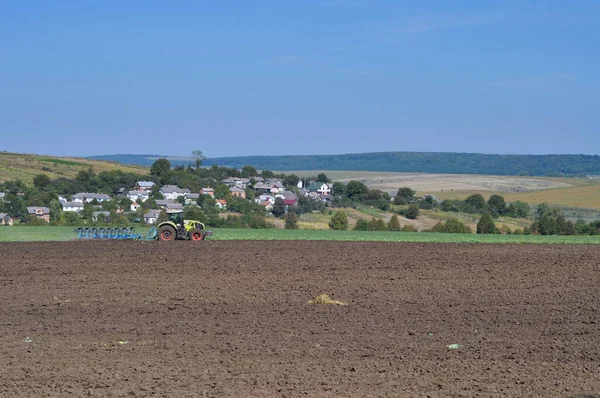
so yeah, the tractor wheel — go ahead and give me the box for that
[190,229,204,241]
[158,225,176,241]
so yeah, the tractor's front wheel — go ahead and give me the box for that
[158,225,176,241]
[190,229,204,241]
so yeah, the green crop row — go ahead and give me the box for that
[3,226,600,244]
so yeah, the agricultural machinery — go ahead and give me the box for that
[73,226,157,240]
[73,210,212,241]
[157,209,212,241]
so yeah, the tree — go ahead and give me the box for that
[332,181,346,196]
[387,215,401,231]
[284,212,299,229]
[150,158,172,184]
[487,194,507,217]
[192,150,207,168]
[367,217,387,231]
[353,218,369,231]
[430,218,471,233]
[465,193,486,212]
[33,174,51,191]
[272,198,286,218]
[476,213,498,234]
[241,165,258,178]
[405,205,420,219]
[507,201,530,218]
[261,169,275,179]
[346,180,368,199]
[394,187,415,205]
[329,211,348,230]
[183,206,207,223]
[283,174,300,188]
[317,173,330,183]
[214,184,231,199]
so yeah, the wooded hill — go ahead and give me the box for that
[89,152,600,177]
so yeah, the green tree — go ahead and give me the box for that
[465,193,486,211]
[332,181,346,196]
[191,150,207,168]
[241,165,258,178]
[33,174,51,191]
[150,158,172,184]
[387,215,401,231]
[367,217,386,231]
[183,206,207,223]
[507,201,530,218]
[261,169,275,179]
[283,174,300,188]
[317,173,330,183]
[353,218,369,231]
[405,204,420,219]
[476,213,498,234]
[49,199,62,223]
[272,198,286,218]
[284,212,299,229]
[394,187,415,205]
[329,211,348,230]
[345,180,369,199]
[430,218,471,233]
[487,194,507,217]
[214,184,231,199]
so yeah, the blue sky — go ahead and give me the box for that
[1,0,599,157]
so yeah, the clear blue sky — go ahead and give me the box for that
[1,1,599,157]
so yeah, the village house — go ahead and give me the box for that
[201,187,215,197]
[184,193,200,205]
[279,191,299,206]
[131,202,140,212]
[160,185,191,201]
[134,181,155,191]
[306,182,332,196]
[143,209,161,224]
[229,186,246,199]
[165,202,184,211]
[0,192,5,201]
[155,199,176,209]
[127,190,150,202]
[92,211,110,222]
[0,213,13,226]
[215,199,227,210]
[72,192,111,203]
[27,207,50,222]
[61,201,84,212]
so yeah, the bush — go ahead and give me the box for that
[247,215,269,229]
[405,204,420,219]
[429,218,471,234]
[329,211,348,230]
[387,215,401,231]
[353,218,369,231]
[401,224,418,232]
[476,213,498,234]
[367,217,386,231]
[284,212,299,229]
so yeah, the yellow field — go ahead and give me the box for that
[0,152,148,184]
[504,184,600,209]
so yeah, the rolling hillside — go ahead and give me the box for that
[89,152,600,177]
[0,152,148,184]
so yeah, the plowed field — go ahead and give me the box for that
[1,241,599,397]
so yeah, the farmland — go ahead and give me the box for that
[3,226,600,244]
[0,240,598,397]
[0,152,148,184]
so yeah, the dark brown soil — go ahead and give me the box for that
[1,241,599,397]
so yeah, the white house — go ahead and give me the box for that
[0,213,13,226]
[307,182,331,196]
[61,201,84,212]
[0,192,5,201]
[92,211,110,222]
[215,199,227,209]
[160,185,191,200]
[185,193,200,205]
[72,193,111,203]
[127,190,150,202]
[144,209,161,224]
[134,181,155,191]
[131,202,140,212]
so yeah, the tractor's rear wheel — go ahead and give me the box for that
[190,229,204,241]
[158,225,176,241]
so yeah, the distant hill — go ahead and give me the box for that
[88,152,600,177]
[0,152,148,184]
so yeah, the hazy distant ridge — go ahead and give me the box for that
[88,152,600,176]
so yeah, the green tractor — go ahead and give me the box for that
[157,209,212,241]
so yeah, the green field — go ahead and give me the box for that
[3,226,600,244]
